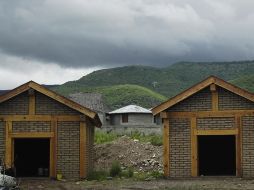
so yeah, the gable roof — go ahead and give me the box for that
[109,105,152,114]
[0,81,102,127]
[152,76,254,115]
[69,92,110,113]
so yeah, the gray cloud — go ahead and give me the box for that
[0,0,254,69]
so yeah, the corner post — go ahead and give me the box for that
[163,118,170,177]
[5,121,12,168]
[235,115,242,177]
[80,120,86,178]
[191,117,198,177]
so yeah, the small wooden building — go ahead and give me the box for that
[152,76,254,178]
[0,81,101,179]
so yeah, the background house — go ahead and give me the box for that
[108,105,155,126]
[69,92,109,124]
[0,81,101,179]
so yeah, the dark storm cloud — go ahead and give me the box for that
[0,0,254,68]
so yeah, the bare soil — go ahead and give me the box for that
[94,136,163,172]
[19,178,254,190]
[18,136,254,189]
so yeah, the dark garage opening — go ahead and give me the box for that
[14,138,50,177]
[198,135,236,176]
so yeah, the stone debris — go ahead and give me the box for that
[94,136,163,172]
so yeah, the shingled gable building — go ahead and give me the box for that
[0,81,101,179]
[152,76,254,178]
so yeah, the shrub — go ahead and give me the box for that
[127,167,134,177]
[86,170,108,181]
[110,161,122,177]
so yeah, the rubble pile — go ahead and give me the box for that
[94,136,163,172]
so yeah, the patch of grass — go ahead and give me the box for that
[110,161,122,177]
[130,131,163,146]
[133,172,149,181]
[95,131,119,144]
[150,171,164,178]
[86,170,109,181]
[150,135,163,146]
[121,167,134,178]
[95,131,163,146]
[133,171,164,181]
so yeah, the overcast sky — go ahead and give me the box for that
[1,0,254,89]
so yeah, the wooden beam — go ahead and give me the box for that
[191,117,198,177]
[10,132,54,138]
[163,118,170,177]
[28,82,97,119]
[211,84,218,111]
[0,81,101,127]
[211,91,218,111]
[210,84,216,92]
[80,121,86,178]
[152,77,215,115]
[28,90,35,115]
[194,129,238,136]
[235,116,242,177]
[214,77,254,103]
[49,138,54,179]
[152,76,254,116]
[0,115,82,122]
[50,118,57,178]
[161,110,254,119]
[0,83,30,104]
[5,121,12,168]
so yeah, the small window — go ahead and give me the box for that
[153,116,157,124]
[122,113,128,123]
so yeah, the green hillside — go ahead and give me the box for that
[230,74,254,92]
[54,84,167,109]
[54,60,254,109]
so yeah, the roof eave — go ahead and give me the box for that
[152,75,254,115]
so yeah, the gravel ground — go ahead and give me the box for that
[18,178,254,190]
[94,136,163,172]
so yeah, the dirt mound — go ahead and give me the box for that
[94,136,163,172]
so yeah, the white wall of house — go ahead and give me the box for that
[110,113,154,126]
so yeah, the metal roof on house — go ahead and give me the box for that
[109,105,152,114]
